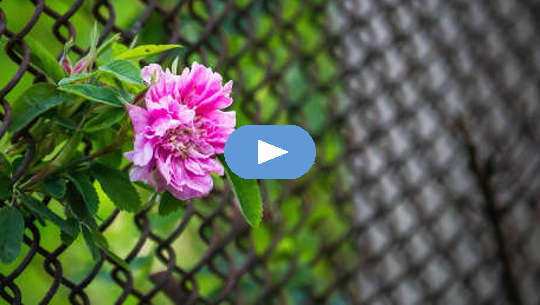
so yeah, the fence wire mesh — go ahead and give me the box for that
[1,0,540,304]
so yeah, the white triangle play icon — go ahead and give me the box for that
[258,140,288,164]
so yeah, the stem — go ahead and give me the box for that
[60,96,85,119]
[20,110,90,189]
[70,114,131,165]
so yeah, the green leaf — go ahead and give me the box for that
[66,172,99,215]
[83,108,125,132]
[96,38,123,66]
[128,35,139,49]
[81,225,101,261]
[252,225,271,255]
[43,176,66,199]
[15,37,65,82]
[114,44,181,60]
[58,84,123,107]
[103,248,129,270]
[50,132,83,171]
[91,227,109,249]
[218,155,263,227]
[80,222,128,268]
[58,72,96,86]
[95,149,122,169]
[20,194,78,238]
[54,118,77,130]
[0,173,12,200]
[60,219,80,246]
[8,83,64,132]
[64,184,96,227]
[99,60,143,85]
[89,22,99,53]
[129,255,153,273]
[171,56,179,74]
[0,153,12,177]
[112,43,128,58]
[158,191,183,215]
[0,206,25,264]
[90,163,142,212]
[86,224,130,269]
[96,34,121,57]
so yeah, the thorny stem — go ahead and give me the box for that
[70,114,131,165]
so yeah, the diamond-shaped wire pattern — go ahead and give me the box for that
[1,0,540,304]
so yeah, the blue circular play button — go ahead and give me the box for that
[224,125,316,179]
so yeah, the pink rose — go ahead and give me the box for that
[125,62,235,200]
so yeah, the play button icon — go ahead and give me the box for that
[258,140,288,164]
[224,125,316,179]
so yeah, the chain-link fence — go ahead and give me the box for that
[1,0,540,304]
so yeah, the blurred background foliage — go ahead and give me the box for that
[0,0,352,304]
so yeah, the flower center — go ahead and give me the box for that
[163,125,195,158]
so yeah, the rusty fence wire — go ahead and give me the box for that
[2,0,540,304]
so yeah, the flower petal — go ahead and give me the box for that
[151,117,181,137]
[126,104,150,134]
[129,165,153,184]
[185,172,213,194]
[184,158,204,175]
[199,158,224,176]
[141,64,164,84]
[125,138,153,166]
[156,153,172,184]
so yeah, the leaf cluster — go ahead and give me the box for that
[1,26,265,266]
[0,28,180,264]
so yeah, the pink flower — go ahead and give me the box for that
[61,57,72,75]
[73,59,87,74]
[125,62,235,200]
[60,56,88,75]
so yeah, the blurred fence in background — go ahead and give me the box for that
[1,0,540,304]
